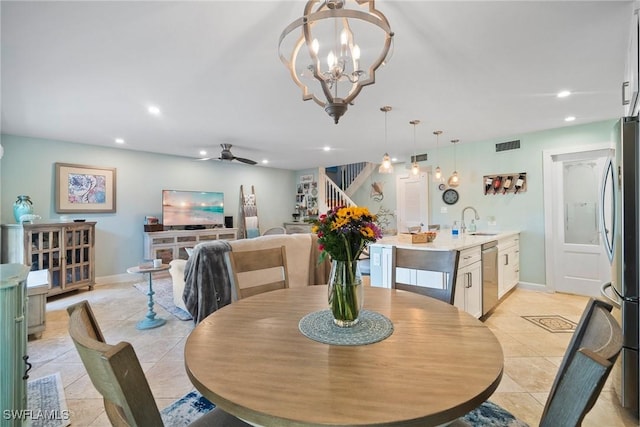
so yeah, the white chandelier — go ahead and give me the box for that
[279,0,394,124]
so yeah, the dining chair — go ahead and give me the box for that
[67,300,249,427]
[261,226,286,235]
[390,247,460,305]
[229,245,289,299]
[455,298,623,427]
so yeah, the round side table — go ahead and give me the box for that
[127,264,170,330]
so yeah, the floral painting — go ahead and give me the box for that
[68,173,107,204]
[55,163,116,213]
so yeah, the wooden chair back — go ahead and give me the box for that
[539,298,622,427]
[67,300,163,427]
[229,245,290,299]
[390,247,460,305]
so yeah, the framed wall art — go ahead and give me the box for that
[55,163,117,213]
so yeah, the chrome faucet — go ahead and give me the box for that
[461,206,480,233]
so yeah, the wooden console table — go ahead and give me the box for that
[1,221,96,296]
[143,228,237,263]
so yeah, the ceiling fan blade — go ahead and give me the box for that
[234,157,257,165]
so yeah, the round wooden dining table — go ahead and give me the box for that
[184,285,504,427]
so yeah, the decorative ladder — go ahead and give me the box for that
[238,185,259,239]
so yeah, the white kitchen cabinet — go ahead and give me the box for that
[498,234,520,299]
[454,246,482,319]
[370,244,393,288]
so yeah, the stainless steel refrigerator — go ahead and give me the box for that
[601,116,640,418]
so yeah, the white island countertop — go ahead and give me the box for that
[374,230,520,251]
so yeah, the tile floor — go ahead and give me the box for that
[28,279,639,426]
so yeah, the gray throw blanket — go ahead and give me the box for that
[183,240,233,324]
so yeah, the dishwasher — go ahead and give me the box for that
[481,241,499,316]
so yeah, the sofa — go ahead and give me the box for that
[169,233,330,314]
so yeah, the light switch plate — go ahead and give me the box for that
[440,206,448,213]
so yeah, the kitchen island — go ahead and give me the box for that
[369,230,520,318]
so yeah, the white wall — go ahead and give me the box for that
[0,134,296,278]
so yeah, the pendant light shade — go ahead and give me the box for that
[410,120,420,175]
[378,106,394,174]
[433,130,443,182]
[448,139,460,187]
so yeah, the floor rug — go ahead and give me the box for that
[160,390,215,426]
[133,277,192,321]
[27,372,71,427]
[522,315,577,333]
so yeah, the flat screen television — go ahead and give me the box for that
[162,190,224,227]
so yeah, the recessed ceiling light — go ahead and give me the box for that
[557,90,571,98]
[262,159,269,164]
[199,150,207,156]
[323,146,331,152]
[115,138,125,144]
[391,157,398,162]
[565,116,576,122]
[148,105,161,115]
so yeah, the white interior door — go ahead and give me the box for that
[549,149,613,296]
[396,172,429,233]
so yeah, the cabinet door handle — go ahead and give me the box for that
[23,355,32,380]
[623,81,630,105]
[505,254,509,265]
[466,272,472,288]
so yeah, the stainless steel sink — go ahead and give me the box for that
[468,232,498,236]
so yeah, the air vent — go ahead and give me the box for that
[496,140,520,152]
[411,153,428,162]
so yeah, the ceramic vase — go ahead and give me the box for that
[328,259,363,327]
[13,195,33,223]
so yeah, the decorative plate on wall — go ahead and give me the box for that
[442,188,459,205]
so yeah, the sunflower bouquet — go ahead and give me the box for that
[310,206,382,326]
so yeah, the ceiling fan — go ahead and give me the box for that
[217,144,257,165]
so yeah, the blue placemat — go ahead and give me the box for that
[298,310,394,346]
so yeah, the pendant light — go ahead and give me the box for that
[410,120,420,175]
[448,139,460,187]
[378,106,394,174]
[433,130,443,182]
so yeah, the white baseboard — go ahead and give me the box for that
[95,273,133,285]
[516,281,551,293]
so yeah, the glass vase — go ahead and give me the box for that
[328,259,363,327]
[13,195,33,223]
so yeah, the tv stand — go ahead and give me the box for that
[185,225,206,230]
[143,228,238,263]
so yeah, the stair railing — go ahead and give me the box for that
[318,168,357,214]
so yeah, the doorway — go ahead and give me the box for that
[543,145,614,296]
[396,172,429,233]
